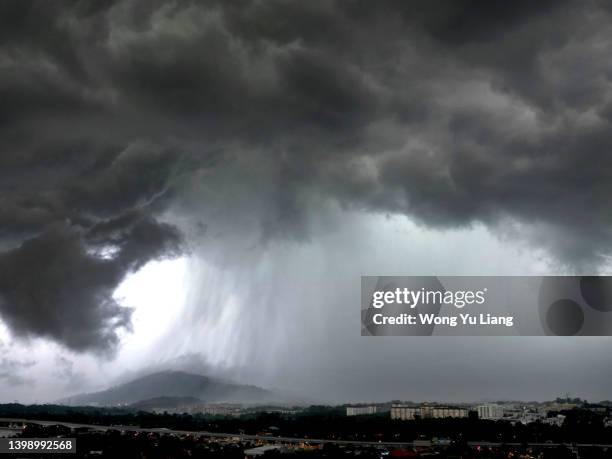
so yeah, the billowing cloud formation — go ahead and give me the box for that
[0,215,181,353]
[2,0,612,352]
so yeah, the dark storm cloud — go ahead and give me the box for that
[0,216,181,353]
[1,0,612,352]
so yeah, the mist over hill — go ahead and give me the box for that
[61,371,279,406]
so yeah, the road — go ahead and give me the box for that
[1,418,611,449]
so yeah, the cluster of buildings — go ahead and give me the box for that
[344,398,610,427]
[346,403,472,420]
[125,396,608,429]
[152,403,244,417]
[478,400,584,425]
[149,403,305,418]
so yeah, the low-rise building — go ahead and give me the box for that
[543,414,566,427]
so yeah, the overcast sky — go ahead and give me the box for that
[1,0,612,403]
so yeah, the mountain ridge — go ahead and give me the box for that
[60,370,276,406]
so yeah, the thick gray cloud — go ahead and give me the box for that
[1,0,612,357]
[0,215,181,353]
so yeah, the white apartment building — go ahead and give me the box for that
[391,404,468,420]
[477,403,505,420]
[391,404,419,420]
[346,405,377,416]
[428,406,469,419]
